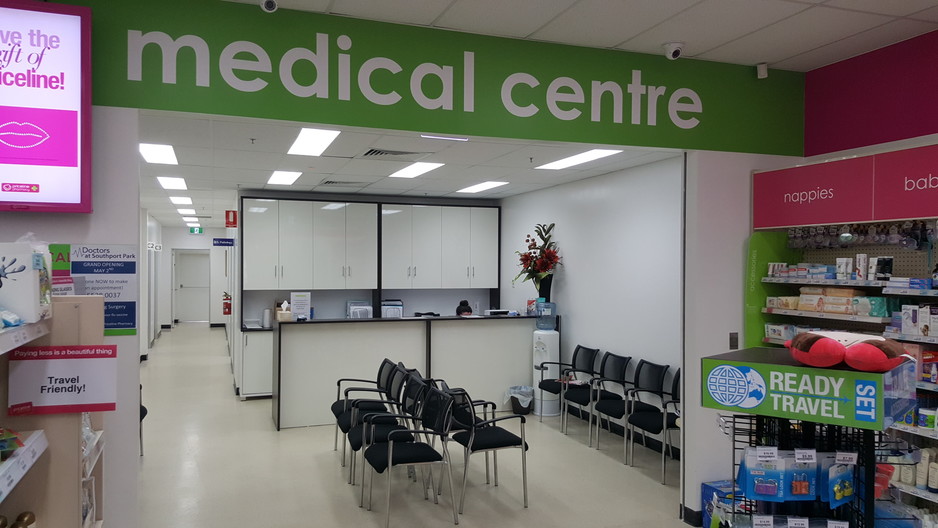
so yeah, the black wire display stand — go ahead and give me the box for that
[717,414,918,527]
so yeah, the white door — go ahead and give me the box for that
[147,248,158,347]
[242,199,280,290]
[470,208,499,288]
[345,203,378,289]
[174,250,210,322]
[411,205,442,288]
[278,200,314,289]
[242,331,273,397]
[313,202,348,289]
[441,207,471,288]
[381,205,413,289]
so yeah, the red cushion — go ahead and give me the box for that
[844,341,907,372]
[787,334,846,368]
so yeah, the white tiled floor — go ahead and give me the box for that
[139,323,685,528]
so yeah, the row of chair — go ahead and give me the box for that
[537,345,681,484]
[330,358,529,528]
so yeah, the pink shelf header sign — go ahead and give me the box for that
[8,345,117,415]
[873,144,938,222]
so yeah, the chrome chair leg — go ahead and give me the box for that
[459,449,470,514]
[493,451,499,486]
[521,424,528,508]
[444,449,460,525]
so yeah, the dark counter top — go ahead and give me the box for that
[276,315,538,325]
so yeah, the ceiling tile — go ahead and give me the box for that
[773,18,938,71]
[530,0,698,48]
[435,0,578,38]
[321,131,382,158]
[621,0,810,57]
[334,158,409,176]
[212,149,287,171]
[825,0,938,16]
[699,5,893,65]
[211,120,301,152]
[434,141,526,165]
[910,5,938,22]
[330,0,453,25]
[138,115,213,148]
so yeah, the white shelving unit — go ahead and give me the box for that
[882,287,938,297]
[762,337,787,345]
[891,422,938,441]
[762,277,885,287]
[0,430,48,504]
[82,430,104,479]
[919,381,938,392]
[0,321,49,357]
[761,307,891,324]
[893,481,938,504]
[884,331,938,344]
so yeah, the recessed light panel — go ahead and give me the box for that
[247,207,268,213]
[139,143,178,165]
[420,134,468,142]
[177,208,196,215]
[320,203,347,210]
[186,223,201,228]
[457,181,509,193]
[288,128,340,156]
[268,171,302,185]
[169,196,192,205]
[389,162,444,179]
[156,177,187,190]
[182,217,198,222]
[536,149,622,170]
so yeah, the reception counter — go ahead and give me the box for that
[272,316,539,429]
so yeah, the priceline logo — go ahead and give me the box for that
[783,187,835,204]
[905,174,938,191]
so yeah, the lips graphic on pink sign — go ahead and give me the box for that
[0,105,78,167]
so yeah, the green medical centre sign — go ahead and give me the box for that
[53,0,804,155]
[702,348,916,430]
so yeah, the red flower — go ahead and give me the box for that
[513,223,561,286]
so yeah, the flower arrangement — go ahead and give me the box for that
[514,223,561,293]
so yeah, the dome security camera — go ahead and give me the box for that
[663,42,684,61]
[260,0,278,13]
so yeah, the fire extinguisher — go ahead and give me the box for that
[222,292,231,315]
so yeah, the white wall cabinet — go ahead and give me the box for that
[313,202,378,289]
[241,331,273,398]
[381,205,442,289]
[278,200,315,289]
[242,199,280,290]
[441,207,499,288]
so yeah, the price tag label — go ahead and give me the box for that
[835,451,858,465]
[828,521,849,528]
[753,515,773,528]
[794,448,817,463]
[757,446,779,461]
[788,517,808,528]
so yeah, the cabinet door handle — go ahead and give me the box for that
[472,266,475,277]
[281,265,284,278]
[407,266,411,277]
[244,333,248,346]
[342,266,346,277]
[347,266,351,277]
[466,266,469,277]
[413,266,417,277]
[274,265,278,278]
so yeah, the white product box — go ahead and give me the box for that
[902,305,921,336]
[0,243,52,324]
[798,294,824,312]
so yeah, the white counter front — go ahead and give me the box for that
[273,316,538,429]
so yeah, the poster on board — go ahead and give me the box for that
[49,244,138,336]
[8,345,117,415]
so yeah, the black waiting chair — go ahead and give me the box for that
[140,384,147,456]
[445,385,529,514]
[593,359,669,463]
[627,368,681,484]
[562,352,630,447]
[537,345,599,426]
[362,384,459,528]
[332,358,398,465]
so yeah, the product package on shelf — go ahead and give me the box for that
[0,243,52,324]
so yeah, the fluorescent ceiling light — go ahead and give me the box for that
[457,181,509,194]
[156,176,187,190]
[267,171,302,185]
[420,134,468,142]
[182,217,198,222]
[382,209,402,215]
[389,162,444,179]
[288,128,340,156]
[139,143,178,165]
[177,208,196,215]
[536,149,622,170]
[169,196,192,205]
[247,207,268,213]
[186,223,201,228]
[320,203,347,210]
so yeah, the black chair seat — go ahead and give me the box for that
[331,399,387,418]
[452,427,527,452]
[348,423,413,451]
[563,388,620,406]
[364,438,443,473]
[337,409,395,433]
[594,399,625,418]
[627,411,679,435]
[537,379,563,394]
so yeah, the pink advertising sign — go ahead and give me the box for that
[873,144,938,222]
[8,345,118,415]
[752,157,875,229]
[0,1,91,213]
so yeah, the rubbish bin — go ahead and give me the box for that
[506,385,534,415]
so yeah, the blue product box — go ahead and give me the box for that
[702,480,743,528]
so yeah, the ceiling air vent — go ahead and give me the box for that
[320,180,368,187]
[358,148,430,162]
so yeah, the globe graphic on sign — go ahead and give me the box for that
[707,365,767,409]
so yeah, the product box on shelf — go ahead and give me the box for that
[702,348,917,430]
[701,480,745,528]
[0,243,52,324]
[765,323,794,341]
[797,295,824,312]
[902,305,922,336]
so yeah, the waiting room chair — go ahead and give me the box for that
[627,368,681,484]
[446,385,529,514]
[140,384,147,456]
[362,384,459,528]
[332,358,397,465]
[562,352,630,446]
[593,359,669,463]
[537,345,599,426]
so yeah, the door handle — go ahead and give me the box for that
[342,266,346,277]
[347,266,351,277]
[407,266,411,277]
[413,266,416,277]
[472,266,475,277]
[281,265,284,277]
[466,267,469,277]
[274,265,278,278]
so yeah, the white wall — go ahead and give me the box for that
[157,227,226,327]
[682,150,799,515]
[500,157,684,368]
[0,107,141,527]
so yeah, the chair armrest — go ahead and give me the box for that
[664,400,681,413]
[475,414,527,427]
[344,387,385,398]
[387,429,447,442]
[562,367,594,378]
[337,377,376,387]
[538,361,572,368]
